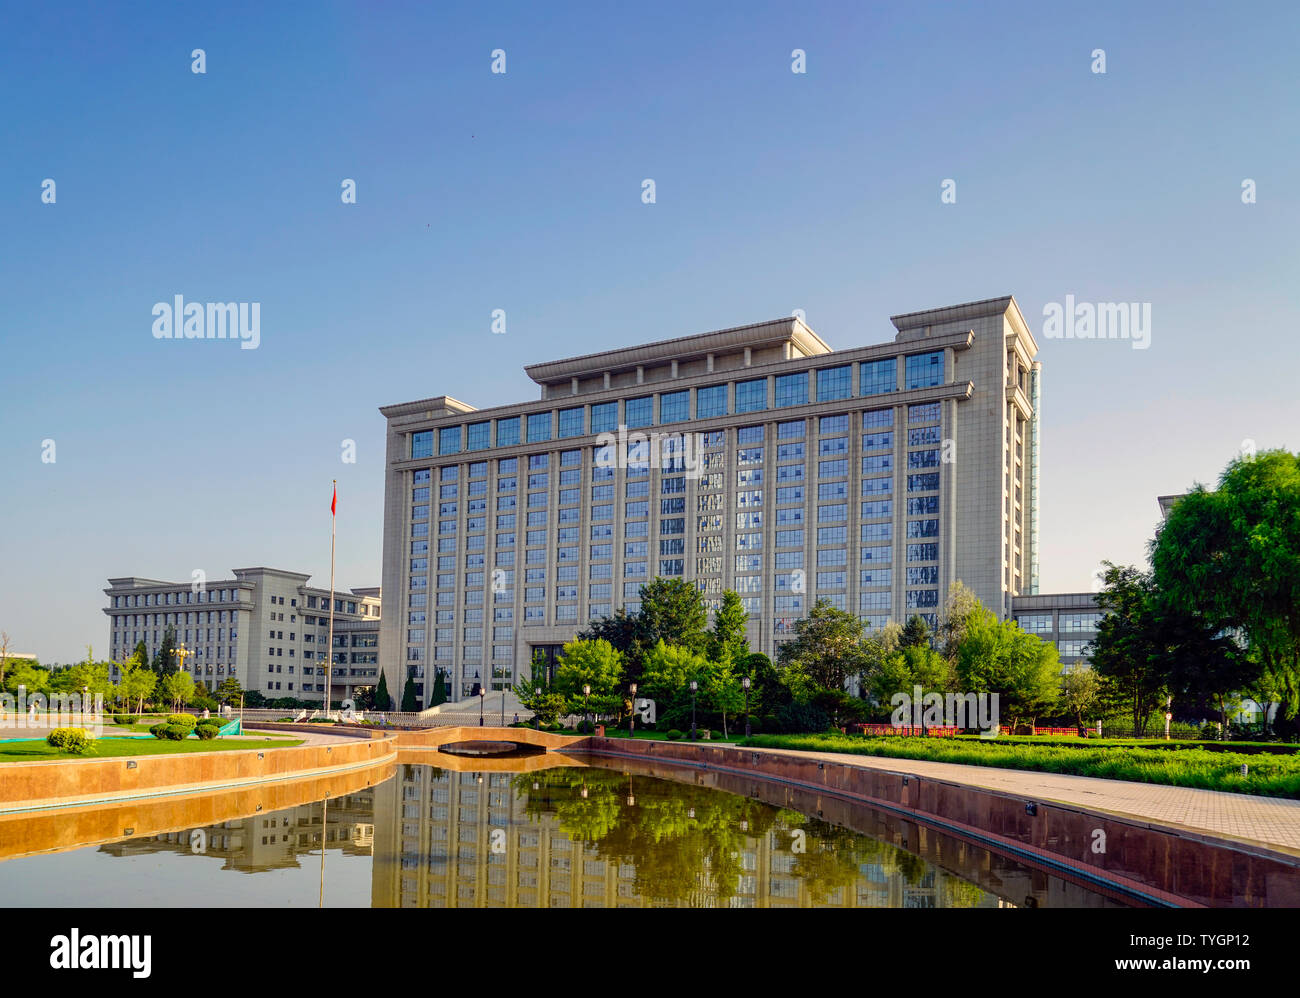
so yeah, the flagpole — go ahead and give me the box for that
[326,479,336,718]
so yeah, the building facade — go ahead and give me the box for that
[103,568,380,702]
[379,296,1040,706]
[1009,592,1101,670]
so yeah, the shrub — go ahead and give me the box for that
[762,714,779,734]
[150,722,190,741]
[575,720,594,734]
[746,716,762,735]
[112,714,138,725]
[47,728,95,754]
[665,729,683,741]
[776,701,831,734]
[194,724,219,741]
[166,713,198,730]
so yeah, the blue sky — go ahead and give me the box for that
[3,1,1297,662]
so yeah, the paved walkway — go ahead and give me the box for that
[748,746,1300,857]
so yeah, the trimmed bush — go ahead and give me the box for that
[665,729,683,741]
[194,724,219,740]
[575,720,595,734]
[150,722,190,741]
[47,728,95,754]
[112,714,138,725]
[166,713,198,730]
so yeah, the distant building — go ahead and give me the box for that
[102,568,380,702]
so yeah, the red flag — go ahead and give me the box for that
[331,484,337,516]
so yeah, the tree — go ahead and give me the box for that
[133,639,148,673]
[3,658,49,697]
[153,625,179,676]
[553,638,625,698]
[430,669,448,706]
[373,672,393,711]
[401,675,419,712]
[708,590,749,665]
[955,607,1060,733]
[1058,666,1104,736]
[0,631,10,690]
[640,640,708,704]
[936,581,980,663]
[214,677,243,707]
[162,670,195,711]
[579,608,649,677]
[899,615,932,650]
[868,644,954,727]
[1152,450,1300,732]
[637,578,708,656]
[1089,564,1170,736]
[120,661,156,713]
[777,600,871,723]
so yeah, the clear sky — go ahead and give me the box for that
[2,1,1297,663]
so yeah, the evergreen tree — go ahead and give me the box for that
[401,674,418,711]
[899,615,932,650]
[431,669,448,706]
[153,625,179,675]
[374,671,393,711]
[709,589,750,664]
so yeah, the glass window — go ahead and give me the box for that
[526,412,552,443]
[660,390,689,423]
[438,426,461,455]
[411,431,433,459]
[905,351,944,390]
[496,417,521,447]
[625,396,653,429]
[816,365,852,402]
[591,402,618,434]
[466,421,490,451]
[861,358,897,396]
[735,378,768,414]
[908,403,941,424]
[558,407,585,438]
[773,371,809,408]
[696,384,727,419]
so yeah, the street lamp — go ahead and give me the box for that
[689,680,698,741]
[628,682,638,738]
[742,676,752,738]
[478,685,486,726]
[583,684,591,733]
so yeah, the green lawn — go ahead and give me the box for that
[588,727,745,743]
[0,736,304,762]
[738,732,1300,798]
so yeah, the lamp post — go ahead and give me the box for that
[689,680,698,741]
[478,685,486,726]
[742,676,752,738]
[583,684,591,733]
[628,683,638,739]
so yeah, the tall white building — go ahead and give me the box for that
[379,296,1041,706]
[103,568,380,702]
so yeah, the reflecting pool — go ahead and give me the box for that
[0,758,1130,908]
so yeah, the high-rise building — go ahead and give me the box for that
[379,296,1039,705]
[103,568,380,701]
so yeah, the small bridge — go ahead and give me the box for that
[394,725,584,753]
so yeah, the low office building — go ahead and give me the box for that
[103,568,381,702]
[380,296,1041,705]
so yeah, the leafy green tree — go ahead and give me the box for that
[554,638,625,698]
[579,608,648,674]
[937,581,980,663]
[743,651,786,714]
[214,677,243,707]
[868,644,954,726]
[1058,666,1104,735]
[637,578,708,656]
[1089,564,1171,736]
[1151,450,1300,732]
[639,640,708,703]
[955,607,1060,733]
[401,675,419,712]
[899,614,932,649]
[3,658,50,696]
[708,590,749,664]
[373,671,393,711]
[777,600,870,723]
[133,639,148,672]
[153,625,179,676]
[162,670,195,711]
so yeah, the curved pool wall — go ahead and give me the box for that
[572,736,1300,909]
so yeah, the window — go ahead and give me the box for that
[696,384,727,419]
[905,351,944,390]
[774,371,809,408]
[908,472,940,492]
[908,402,941,424]
[438,426,461,455]
[907,543,939,562]
[735,378,768,413]
[467,421,490,450]
[558,407,585,438]
[660,390,689,423]
[411,431,433,459]
[497,416,521,447]
[591,402,618,434]
[817,365,852,402]
[862,431,893,451]
[625,396,653,428]
[861,358,897,396]
[526,412,552,443]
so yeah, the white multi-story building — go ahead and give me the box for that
[379,296,1042,706]
[103,568,380,702]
